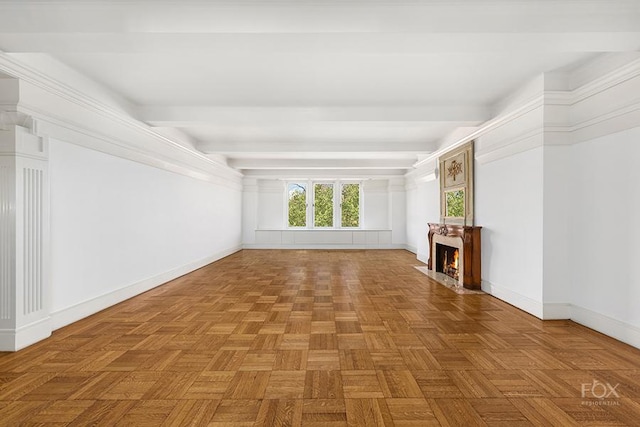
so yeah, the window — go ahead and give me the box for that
[314,183,334,227]
[286,181,361,229]
[287,182,307,227]
[341,183,360,227]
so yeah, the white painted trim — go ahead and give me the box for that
[0,52,242,189]
[243,244,409,250]
[570,304,640,350]
[544,91,574,106]
[475,128,544,165]
[405,244,417,255]
[0,316,51,351]
[542,302,572,320]
[485,296,640,350]
[571,57,640,104]
[569,102,640,145]
[416,251,429,265]
[50,246,242,331]
[412,95,544,170]
[481,280,543,318]
[32,114,242,190]
[407,168,438,184]
[410,57,640,174]
[256,228,393,232]
[568,53,640,91]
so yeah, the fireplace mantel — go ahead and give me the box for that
[428,223,482,290]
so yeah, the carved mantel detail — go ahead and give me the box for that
[428,223,482,290]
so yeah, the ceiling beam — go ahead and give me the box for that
[241,168,407,178]
[138,105,489,126]
[199,138,437,154]
[228,158,415,170]
[1,32,639,54]
[0,1,638,34]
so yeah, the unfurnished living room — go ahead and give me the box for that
[1,0,640,425]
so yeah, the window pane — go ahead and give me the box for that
[341,183,360,227]
[445,189,464,217]
[314,183,333,227]
[288,183,306,227]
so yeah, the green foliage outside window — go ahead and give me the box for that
[288,181,361,228]
[314,183,334,227]
[341,184,360,227]
[288,183,306,227]
[445,189,465,217]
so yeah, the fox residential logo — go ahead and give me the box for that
[581,380,621,406]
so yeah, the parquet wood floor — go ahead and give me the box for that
[2,249,640,426]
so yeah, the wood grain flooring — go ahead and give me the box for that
[2,249,640,426]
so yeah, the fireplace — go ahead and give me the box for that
[436,244,460,281]
[428,223,481,290]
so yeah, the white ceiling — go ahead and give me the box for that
[0,0,639,176]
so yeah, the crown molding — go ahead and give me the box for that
[545,57,640,107]
[543,91,573,105]
[545,57,640,145]
[412,94,544,171]
[475,128,544,164]
[0,51,242,189]
[570,56,640,105]
[410,56,640,173]
[405,158,437,184]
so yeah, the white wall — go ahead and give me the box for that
[243,178,405,248]
[403,58,640,349]
[49,139,242,326]
[257,180,285,229]
[542,144,572,315]
[389,179,407,245]
[406,103,547,317]
[405,177,439,263]
[363,180,389,229]
[405,148,547,317]
[242,178,258,244]
[570,126,640,337]
[475,146,544,314]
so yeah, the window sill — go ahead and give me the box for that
[253,229,393,246]
[258,228,391,232]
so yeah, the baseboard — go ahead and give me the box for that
[50,245,242,331]
[484,286,640,350]
[405,245,417,254]
[481,280,543,318]
[242,244,409,250]
[570,304,640,350]
[542,302,572,319]
[0,317,52,351]
[416,251,429,265]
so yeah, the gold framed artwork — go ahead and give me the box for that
[439,141,474,225]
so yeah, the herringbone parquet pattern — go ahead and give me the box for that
[1,250,639,426]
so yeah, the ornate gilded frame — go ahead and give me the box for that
[439,141,474,225]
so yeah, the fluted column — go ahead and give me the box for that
[0,114,51,351]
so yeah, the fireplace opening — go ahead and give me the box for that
[436,243,459,281]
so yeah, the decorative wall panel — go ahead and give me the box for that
[23,168,44,315]
[0,165,13,320]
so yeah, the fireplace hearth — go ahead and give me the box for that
[428,223,482,290]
